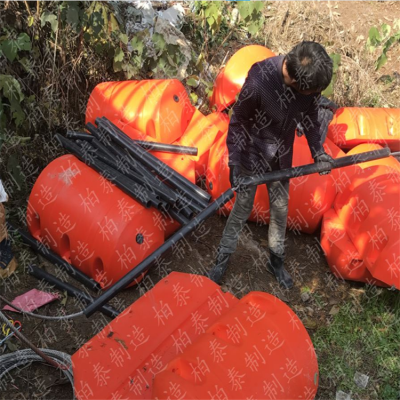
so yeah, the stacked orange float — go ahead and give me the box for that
[27,45,400,289]
[26,43,400,400]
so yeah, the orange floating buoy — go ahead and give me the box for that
[86,80,195,144]
[27,155,165,288]
[346,143,400,172]
[321,208,388,286]
[152,291,318,400]
[210,45,276,112]
[175,110,230,180]
[327,107,400,151]
[326,164,400,288]
[72,272,318,400]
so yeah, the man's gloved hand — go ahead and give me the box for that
[229,165,246,192]
[314,151,335,175]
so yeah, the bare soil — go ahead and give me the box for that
[1,211,354,400]
[1,1,399,400]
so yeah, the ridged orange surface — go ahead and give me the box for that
[209,45,276,112]
[320,157,400,288]
[26,155,164,288]
[174,110,229,180]
[206,134,343,234]
[321,209,388,286]
[86,80,195,144]
[327,107,400,151]
[72,272,318,400]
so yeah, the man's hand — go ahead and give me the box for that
[314,151,335,175]
[229,165,246,192]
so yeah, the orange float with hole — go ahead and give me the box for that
[86,80,196,144]
[327,107,400,151]
[206,134,343,233]
[26,155,165,288]
[72,272,319,400]
[210,45,276,112]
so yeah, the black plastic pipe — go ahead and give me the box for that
[27,265,119,318]
[93,118,198,156]
[97,118,211,206]
[175,193,204,214]
[97,121,210,212]
[66,131,94,141]
[240,148,391,187]
[81,139,179,206]
[86,126,183,202]
[7,224,101,292]
[87,121,198,156]
[131,140,198,156]
[56,134,155,209]
[86,124,204,214]
[84,189,235,317]
[167,207,190,225]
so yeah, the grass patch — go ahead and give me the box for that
[313,287,400,399]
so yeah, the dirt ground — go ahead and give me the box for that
[1,210,354,400]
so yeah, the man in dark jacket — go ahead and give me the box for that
[208,41,335,289]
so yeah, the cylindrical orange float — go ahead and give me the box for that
[210,45,276,111]
[86,80,196,144]
[327,107,400,151]
[175,110,230,180]
[73,272,318,400]
[328,163,400,288]
[27,155,165,288]
[321,208,388,286]
[152,291,318,400]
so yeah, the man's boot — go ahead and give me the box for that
[208,249,230,284]
[267,249,293,289]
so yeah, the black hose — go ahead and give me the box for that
[240,148,391,187]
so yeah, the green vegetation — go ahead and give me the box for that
[367,20,400,70]
[0,1,265,192]
[314,288,400,399]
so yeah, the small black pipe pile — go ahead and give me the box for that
[57,117,211,225]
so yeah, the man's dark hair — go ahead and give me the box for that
[285,41,333,92]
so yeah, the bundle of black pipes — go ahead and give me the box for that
[83,147,393,317]
[56,117,211,226]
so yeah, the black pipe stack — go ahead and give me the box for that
[57,117,211,226]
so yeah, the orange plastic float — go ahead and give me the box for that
[321,159,400,288]
[206,134,344,233]
[210,45,276,111]
[327,107,400,151]
[27,155,165,288]
[321,209,388,286]
[86,80,195,144]
[175,110,230,180]
[72,272,319,400]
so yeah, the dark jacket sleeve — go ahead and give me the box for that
[226,65,260,167]
[303,94,325,158]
